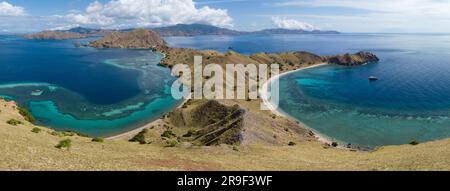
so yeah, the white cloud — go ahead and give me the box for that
[49,24,81,31]
[271,17,315,31]
[267,0,450,32]
[0,1,26,16]
[64,0,233,29]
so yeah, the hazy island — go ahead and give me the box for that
[23,24,340,40]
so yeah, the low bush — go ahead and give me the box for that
[410,140,420,145]
[7,119,23,126]
[331,142,339,147]
[165,140,178,147]
[50,131,78,137]
[92,137,104,143]
[55,139,72,150]
[161,130,176,139]
[183,129,197,137]
[18,107,36,123]
[288,141,296,146]
[129,130,147,144]
[31,127,42,133]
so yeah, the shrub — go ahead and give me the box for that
[92,137,104,143]
[165,140,178,147]
[18,107,36,123]
[331,142,339,147]
[50,131,77,137]
[410,140,420,146]
[161,130,176,139]
[183,129,197,137]
[31,127,42,133]
[288,141,296,146]
[129,130,147,144]
[55,139,72,150]
[7,119,23,126]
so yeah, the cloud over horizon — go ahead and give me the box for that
[0,1,26,16]
[267,0,450,32]
[63,0,234,29]
[271,17,315,31]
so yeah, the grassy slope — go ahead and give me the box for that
[1,99,449,171]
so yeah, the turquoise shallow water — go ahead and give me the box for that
[168,33,450,148]
[0,35,181,137]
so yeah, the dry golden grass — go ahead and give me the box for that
[1,99,449,171]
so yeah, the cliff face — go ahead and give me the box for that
[88,29,168,49]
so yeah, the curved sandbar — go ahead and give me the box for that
[260,63,336,145]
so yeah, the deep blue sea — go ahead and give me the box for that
[166,33,450,148]
[0,35,181,137]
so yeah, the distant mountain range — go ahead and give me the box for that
[61,27,113,36]
[151,24,243,36]
[150,24,339,36]
[24,24,339,39]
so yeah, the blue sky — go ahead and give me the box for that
[1,0,450,33]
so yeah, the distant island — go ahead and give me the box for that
[153,24,339,36]
[24,24,340,40]
[88,29,168,50]
[23,27,112,40]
